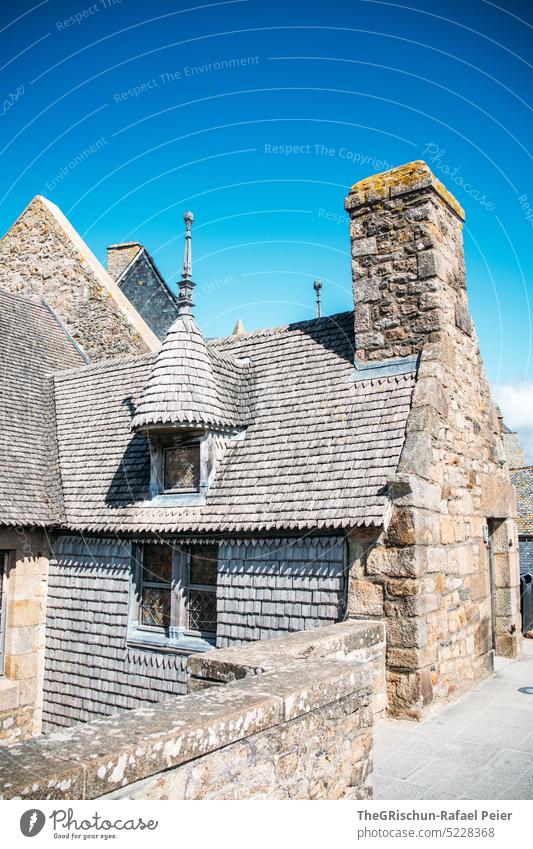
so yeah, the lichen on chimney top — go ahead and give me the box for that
[345,160,465,221]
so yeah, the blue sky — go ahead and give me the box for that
[1,0,532,454]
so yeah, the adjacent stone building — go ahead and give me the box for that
[0,160,521,746]
[503,427,532,575]
[107,241,180,340]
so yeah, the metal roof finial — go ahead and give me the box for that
[313,279,323,318]
[178,211,195,315]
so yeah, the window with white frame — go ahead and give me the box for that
[149,432,202,497]
[129,542,218,648]
[0,551,8,675]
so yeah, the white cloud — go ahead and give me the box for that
[493,382,533,465]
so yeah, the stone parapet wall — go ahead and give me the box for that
[0,621,378,800]
[190,618,386,715]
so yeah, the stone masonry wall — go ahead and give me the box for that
[345,161,520,719]
[0,621,380,800]
[0,528,48,746]
[0,196,159,360]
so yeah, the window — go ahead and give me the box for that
[150,433,202,496]
[139,543,172,629]
[129,542,218,649]
[186,545,218,635]
[164,444,200,491]
[0,551,8,675]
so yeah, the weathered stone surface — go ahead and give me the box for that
[0,196,159,361]
[0,622,376,801]
[348,580,384,616]
[345,161,519,719]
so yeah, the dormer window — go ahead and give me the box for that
[150,432,203,497]
[163,440,200,492]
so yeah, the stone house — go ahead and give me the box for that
[503,428,533,576]
[107,240,180,340]
[0,160,521,746]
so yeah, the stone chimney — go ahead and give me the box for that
[107,242,142,280]
[344,161,467,363]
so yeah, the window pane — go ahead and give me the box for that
[188,589,217,633]
[143,543,172,583]
[140,587,171,628]
[164,445,200,490]
[189,545,218,586]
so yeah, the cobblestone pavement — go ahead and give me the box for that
[374,640,533,799]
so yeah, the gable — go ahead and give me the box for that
[116,249,180,341]
[0,196,160,361]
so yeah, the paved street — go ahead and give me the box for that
[374,640,533,799]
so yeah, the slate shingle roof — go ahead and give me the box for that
[511,466,533,535]
[52,311,416,533]
[0,291,85,526]
[131,313,252,431]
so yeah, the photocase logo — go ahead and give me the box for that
[20,809,46,837]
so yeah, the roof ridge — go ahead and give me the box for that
[209,309,353,346]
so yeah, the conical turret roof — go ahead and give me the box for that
[131,212,251,431]
[131,311,249,430]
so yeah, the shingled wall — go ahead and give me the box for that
[113,248,180,341]
[42,537,188,731]
[42,535,347,730]
[216,538,346,646]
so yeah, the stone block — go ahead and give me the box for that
[479,476,516,519]
[352,236,378,256]
[386,507,416,546]
[348,580,384,616]
[411,376,448,417]
[384,593,439,618]
[4,653,38,680]
[386,645,436,670]
[417,249,438,279]
[386,579,419,597]
[386,616,428,648]
[366,545,426,579]
[0,679,20,712]
[9,600,43,628]
[397,431,433,479]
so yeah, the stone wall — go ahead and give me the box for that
[0,620,381,800]
[345,161,520,719]
[0,528,48,746]
[189,619,387,715]
[0,196,159,360]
